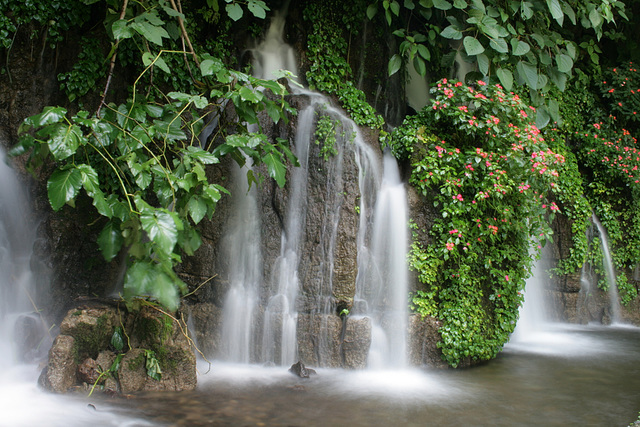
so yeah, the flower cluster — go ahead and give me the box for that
[391,78,561,367]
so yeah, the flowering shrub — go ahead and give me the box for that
[598,63,640,128]
[388,79,565,367]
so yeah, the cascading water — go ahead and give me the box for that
[592,214,623,324]
[511,251,550,341]
[217,10,410,368]
[0,147,49,370]
[355,151,409,369]
[218,161,262,363]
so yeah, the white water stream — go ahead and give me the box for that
[217,11,409,369]
[592,214,623,323]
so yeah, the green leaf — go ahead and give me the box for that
[390,0,400,15]
[200,55,224,76]
[453,0,467,9]
[187,195,207,224]
[111,327,124,352]
[511,39,530,56]
[130,21,169,46]
[140,209,179,255]
[262,150,287,188]
[496,68,513,91]
[463,36,485,56]
[441,25,463,40]
[516,61,538,90]
[535,106,550,128]
[248,0,269,19]
[47,167,83,211]
[111,20,134,39]
[98,221,123,262]
[186,146,219,164]
[226,3,243,21]
[476,53,489,75]
[489,38,508,53]
[124,261,179,311]
[546,0,563,25]
[417,44,431,61]
[388,54,402,76]
[366,3,378,19]
[433,0,452,10]
[556,53,573,73]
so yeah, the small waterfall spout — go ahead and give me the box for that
[592,214,622,324]
[512,252,550,341]
[356,152,409,369]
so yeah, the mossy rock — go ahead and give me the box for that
[59,304,118,361]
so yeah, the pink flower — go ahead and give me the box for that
[505,275,509,281]
[446,242,455,251]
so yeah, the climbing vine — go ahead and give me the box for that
[388,79,565,366]
[10,0,297,311]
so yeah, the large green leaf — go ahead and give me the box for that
[496,68,513,91]
[433,0,452,10]
[516,61,538,90]
[111,20,134,39]
[130,20,169,46]
[262,149,287,188]
[98,221,123,262]
[441,25,463,40]
[226,3,243,21]
[546,0,563,25]
[476,53,489,75]
[47,167,83,211]
[388,54,402,76]
[555,54,573,73]
[511,40,530,56]
[185,146,219,164]
[187,195,207,224]
[489,38,508,53]
[50,124,84,160]
[463,36,485,56]
[124,261,179,311]
[140,209,179,255]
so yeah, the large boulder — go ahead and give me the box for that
[38,300,197,394]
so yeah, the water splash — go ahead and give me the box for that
[592,214,622,324]
[356,152,408,369]
[511,251,550,342]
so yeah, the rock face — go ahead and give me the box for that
[38,301,196,394]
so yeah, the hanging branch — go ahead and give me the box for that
[169,0,200,67]
[97,0,128,116]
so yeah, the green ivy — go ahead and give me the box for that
[314,111,339,160]
[304,1,385,130]
[389,79,564,367]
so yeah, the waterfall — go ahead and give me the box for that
[0,148,49,370]
[218,161,262,363]
[355,151,409,369]
[512,252,550,341]
[217,10,410,368]
[592,215,622,324]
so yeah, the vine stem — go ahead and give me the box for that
[97,0,129,117]
[169,0,200,67]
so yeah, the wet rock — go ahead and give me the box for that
[296,313,342,367]
[59,304,118,360]
[288,361,316,378]
[341,316,371,369]
[38,335,76,393]
[77,357,101,384]
[408,314,448,369]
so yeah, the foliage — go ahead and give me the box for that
[388,78,565,366]
[303,1,385,130]
[57,36,107,104]
[366,0,628,127]
[0,0,92,49]
[10,0,297,312]
[314,111,339,160]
